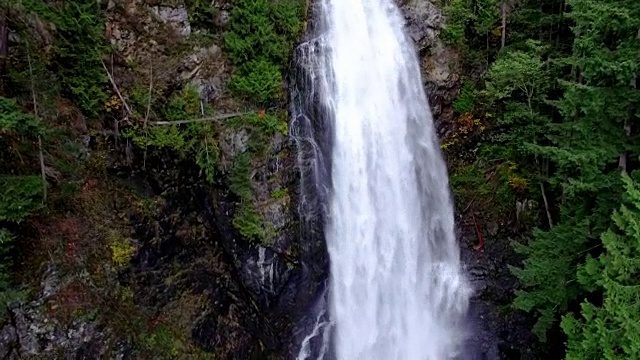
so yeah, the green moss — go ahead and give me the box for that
[232,203,264,240]
[76,308,99,322]
[165,85,204,122]
[226,111,288,156]
[229,60,283,104]
[0,176,44,223]
[126,85,151,119]
[452,81,476,114]
[185,0,218,30]
[127,126,187,150]
[139,323,213,359]
[449,161,517,214]
[125,84,204,151]
[124,121,219,183]
[194,130,219,184]
[228,148,280,246]
[271,188,288,200]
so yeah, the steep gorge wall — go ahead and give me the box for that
[0,0,537,359]
[1,0,311,358]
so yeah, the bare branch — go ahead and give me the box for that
[144,65,153,129]
[462,194,478,214]
[539,180,553,229]
[102,61,132,116]
[27,50,47,202]
[149,112,254,126]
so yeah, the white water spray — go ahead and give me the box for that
[293,0,471,359]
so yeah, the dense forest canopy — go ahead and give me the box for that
[0,0,638,358]
[443,0,640,357]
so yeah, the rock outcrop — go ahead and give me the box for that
[0,267,129,359]
[402,0,461,139]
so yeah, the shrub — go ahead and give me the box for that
[20,0,109,116]
[229,60,283,104]
[224,0,305,104]
[452,81,476,114]
[109,238,136,269]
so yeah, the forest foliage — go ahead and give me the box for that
[224,0,305,105]
[443,0,640,357]
[0,0,113,313]
[0,0,304,356]
[1,0,638,358]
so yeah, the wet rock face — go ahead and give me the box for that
[458,219,543,360]
[401,0,461,139]
[127,181,262,357]
[113,127,304,357]
[239,246,292,306]
[3,1,538,359]
[8,1,306,355]
[0,325,16,358]
[6,307,102,358]
[103,1,309,351]
[106,0,230,104]
[402,0,444,50]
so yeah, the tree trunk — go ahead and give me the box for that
[620,77,637,173]
[501,3,507,48]
[556,0,565,47]
[38,135,46,202]
[27,51,47,202]
[0,11,9,82]
[618,119,631,173]
[540,180,553,229]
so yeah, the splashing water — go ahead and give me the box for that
[292,0,471,359]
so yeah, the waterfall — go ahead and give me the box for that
[292,0,471,359]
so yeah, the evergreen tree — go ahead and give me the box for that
[562,174,640,359]
[511,0,640,342]
[0,96,45,310]
[224,0,304,104]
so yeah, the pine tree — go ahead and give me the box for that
[0,96,45,310]
[511,0,640,342]
[562,174,640,359]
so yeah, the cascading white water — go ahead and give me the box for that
[298,0,473,359]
